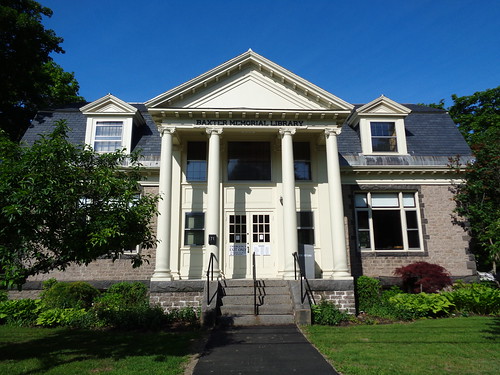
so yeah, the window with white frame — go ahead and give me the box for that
[355,192,422,251]
[294,142,311,181]
[186,141,207,181]
[370,122,397,152]
[94,121,124,152]
[357,118,408,155]
[184,212,205,246]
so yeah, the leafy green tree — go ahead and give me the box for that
[447,86,500,271]
[0,0,84,141]
[449,86,500,145]
[0,120,159,287]
[450,128,500,271]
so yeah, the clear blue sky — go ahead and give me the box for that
[41,0,500,106]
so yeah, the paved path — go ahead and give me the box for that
[192,325,339,374]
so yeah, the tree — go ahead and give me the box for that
[0,0,84,141]
[450,128,500,272]
[0,121,159,287]
[447,86,500,272]
[449,86,500,145]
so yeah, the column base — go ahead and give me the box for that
[151,271,173,281]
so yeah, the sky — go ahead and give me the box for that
[41,0,500,107]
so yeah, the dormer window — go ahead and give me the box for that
[80,94,145,154]
[94,121,124,152]
[370,121,397,152]
[347,95,411,155]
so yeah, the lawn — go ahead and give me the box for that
[0,326,202,375]
[304,316,499,375]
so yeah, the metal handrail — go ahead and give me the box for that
[206,253,218,304]
[253,252,258,315]
[293,252,316,305]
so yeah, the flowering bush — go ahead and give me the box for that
[394,262,452,293]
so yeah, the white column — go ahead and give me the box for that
[152,127,175,280]
[206,128,223,276]
[280,128,299,279]
[325,128,351,279]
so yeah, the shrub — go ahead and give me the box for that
[442,282,500,315]
[356,276,382,312]
[0,299,42,326]
[36,308,97,328]
[40,281,100,309]
[394,262,452,293]
[96,304,166,330]
[389,293,455,318]
[93,282,148,312]
[312,300,349,325]
[165,307,200,325]
[0,290,8,302]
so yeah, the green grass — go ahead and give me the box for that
[0,326,201,375]
[304,317,499,375]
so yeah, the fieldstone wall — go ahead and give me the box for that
[309,280,356,314]
[149,280,204,312]
[344,184,475,279]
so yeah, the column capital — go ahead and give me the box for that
[325,127,342,137]
[160,127,176,136]
[279,127,296,137]
[206,127,223,136]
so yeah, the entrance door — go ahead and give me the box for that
[226,213,274,278]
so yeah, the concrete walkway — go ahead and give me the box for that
[192,325,339,375]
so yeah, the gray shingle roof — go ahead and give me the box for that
[23,103,471,167]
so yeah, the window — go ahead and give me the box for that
[94,121,123,152]
[370,122,397,152]
[355,192,422,251]
[294,142,311,180]
[297,211,314,245]
[184,213,204,246]
[227,142,271,180]
[186,142,207,181]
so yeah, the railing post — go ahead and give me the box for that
[253,252,257,315]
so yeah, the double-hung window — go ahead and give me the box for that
[355,192,422,251]
[370,122,397,152]
[94,121,123,152]
[227,142,271,181]
[294,142,311,181]
[184,212,205,246]
[186,142,207,181]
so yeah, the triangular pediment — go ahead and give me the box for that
[80,94,138,115]
[145,50,353,113]
[356,95,411,115]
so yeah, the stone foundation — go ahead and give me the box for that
[149,280,204,312]
[308,279,356,314]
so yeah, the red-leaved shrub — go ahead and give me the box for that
[394,262,452,293]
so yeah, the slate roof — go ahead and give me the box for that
[23,103,471,168]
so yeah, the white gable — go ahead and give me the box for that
[356,95,411,116]
[146,50,353,113]
[176,68,326,110]
[80,94,138,115]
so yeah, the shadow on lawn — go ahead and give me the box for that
[0,328,201,374]
[481,317,500,341]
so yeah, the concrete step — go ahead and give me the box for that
[223,286,290,296]
[221,279,288,288]
[222,294,292,305]
[221,304,293,315]
[219,314,295,326]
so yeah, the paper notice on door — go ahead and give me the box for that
[229,244,246,256]
[253,244,271,256]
